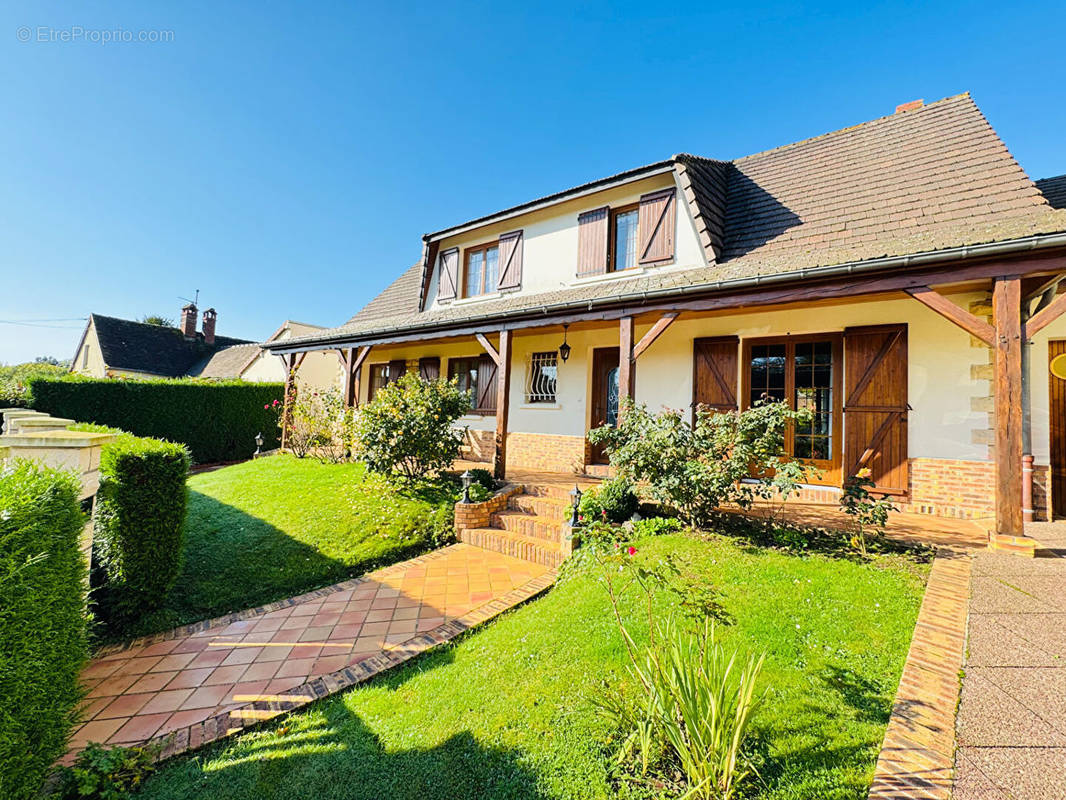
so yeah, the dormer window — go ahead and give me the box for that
[463,243,499,297]
[610,205,640,271]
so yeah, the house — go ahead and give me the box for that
[264,93,1066,552]
[71,305,255,379]
[71,309,343,390]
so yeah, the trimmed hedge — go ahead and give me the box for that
[27,377,283,463]
[0,460,89,800]
[93,434,191,623]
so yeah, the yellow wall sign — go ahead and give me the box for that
[1051,353,1066,381]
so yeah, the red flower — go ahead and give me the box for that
[264,404,269,409]
[626,546,636,556]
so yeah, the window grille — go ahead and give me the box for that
[525,352,558,403]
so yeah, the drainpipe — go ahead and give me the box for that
[1021,332,1033,522]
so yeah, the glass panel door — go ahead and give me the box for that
[793,340,834,461]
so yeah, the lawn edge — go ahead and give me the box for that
[866,547,972,800]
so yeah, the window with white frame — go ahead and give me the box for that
[525,352,558,403]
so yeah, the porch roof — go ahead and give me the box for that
[270,93,1066,353]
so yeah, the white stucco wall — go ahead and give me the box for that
[71,319,108,377]
[422,172,705,311]
[361,291,993,463]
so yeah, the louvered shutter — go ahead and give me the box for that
[475,355,498,413]
[692,337,739,422]
[387,359,407,385]
[577,207,609,276]
[437,248,459,302]
[638,189,677,265]
[497,230,523,291]
[843,324,909,494]
[418,357,440,381]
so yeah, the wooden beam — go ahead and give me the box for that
[618,316,634,406]
[347,346,371,406]
[280,352,297,451]
[993,275,1024,538]
[904,286,995,345]
[493,330,511,480]
[335,349,347,368]
[475,333,501,365]
[1024,291,1066,340]
[1023,272,1066,305]
[352,345,371,374]
[632,312,680,360]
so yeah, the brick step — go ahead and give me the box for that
[582,463,615,479]
[490,510,564,542]
[459,527,566,569]
[508,493,570,518]
[522,483,585,502]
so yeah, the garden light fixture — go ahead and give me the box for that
[461,470,473,504]
[569,484,582,527]
[254,431,263,456]
[558,324,571,363]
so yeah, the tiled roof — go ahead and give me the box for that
[190,343,262,379]
[91,314,254,377]
[1037,175,1066,209]
[289,93,1066,347]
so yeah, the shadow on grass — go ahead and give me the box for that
[707,511,935,565]
[92,489,432,645]
[820,665,892,725]
[143,690,548,800]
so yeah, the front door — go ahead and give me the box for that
[590,347,620,464]
[1049,340,1066,517]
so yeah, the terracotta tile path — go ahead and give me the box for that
[70,544,552,761]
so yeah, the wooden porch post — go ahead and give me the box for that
[618,317,634,414]
[345,346,371,407]
[493,330,511,481]
[280,352,297,451]
[991,275,1030,552]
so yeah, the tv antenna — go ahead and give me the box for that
[178,289,200,307]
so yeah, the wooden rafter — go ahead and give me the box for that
[475,333,501,366]
[1023,272,1066,305]
[632,312,680,360]
[904,286,994,346]
[1024,291,1066,340]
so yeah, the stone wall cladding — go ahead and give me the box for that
[505,432,586,473]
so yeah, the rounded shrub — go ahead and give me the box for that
[0,459,89,800]
[579,477,639,524]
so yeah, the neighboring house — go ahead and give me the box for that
[71,305,254,379]
[265,93,1066,547]
[236,321,342,391]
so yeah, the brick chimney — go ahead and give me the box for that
[895,99,924,114]
[202,308,217,346]
[180,303,198,338]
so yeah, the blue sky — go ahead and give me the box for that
[1,0,1064,364]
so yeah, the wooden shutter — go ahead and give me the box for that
[437,248,459,302]
[475,355,498,412]
[638,188,676,265]
[497,230,523,291]
[577,207,609,276]
[387,359,407,385]
[843,324,909,494]
[418,357,440,381]
[692,336,739,420]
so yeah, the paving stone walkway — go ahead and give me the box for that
[953,523,1066,800]
[71,544,552,760]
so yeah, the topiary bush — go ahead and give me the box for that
[578,477,639,524]
[0,459,89,800]
[92,434,191,624]
[26,376,282,463]
[354,372,471,481]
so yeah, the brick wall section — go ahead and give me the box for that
[453,485,523,534]
[905,458,995,519]
[461,428,495,463]
[505,432,586,473]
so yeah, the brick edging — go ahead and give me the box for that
[867,549,972,799]
[138,565,557,761]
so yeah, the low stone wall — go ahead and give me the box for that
[454,484,524,534]
[505,432,586,474]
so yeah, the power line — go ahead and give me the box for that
[0,319,87,329]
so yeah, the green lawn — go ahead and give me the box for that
[103,455,453,641]
[139,531,928,800]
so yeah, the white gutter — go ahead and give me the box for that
[268,230,1066,354]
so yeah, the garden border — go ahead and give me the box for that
[867,548,972,800]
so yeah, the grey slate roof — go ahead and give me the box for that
[285,93,1066,348]
[1037,175,1066,209]
[90,314,254,377]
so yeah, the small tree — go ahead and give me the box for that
[588,399,810,528]
[353,372,471,481]
[839,467,896,555]
[284,385,352,462]
[139,315,174,327]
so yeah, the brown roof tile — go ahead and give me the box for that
[288,93,1066,346]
